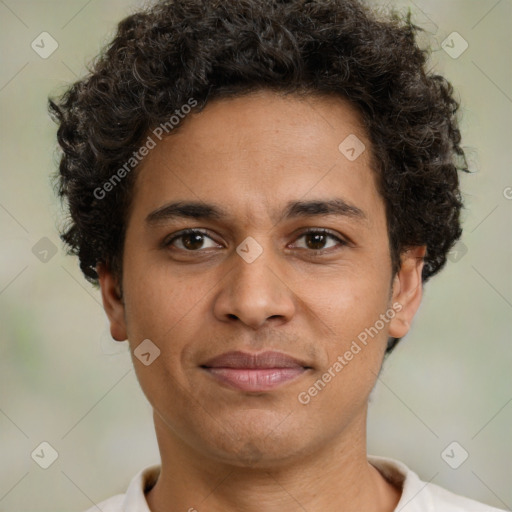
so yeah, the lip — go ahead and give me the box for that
[201,351,311,392]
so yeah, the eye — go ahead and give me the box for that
[291,229,347,251]
[164,229,221,251]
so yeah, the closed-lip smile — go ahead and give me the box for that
[200,350,311,392]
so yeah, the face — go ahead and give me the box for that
[99,90,425,469]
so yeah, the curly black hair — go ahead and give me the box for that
[49,0,468,352]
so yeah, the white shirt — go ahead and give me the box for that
[85,456,505,511]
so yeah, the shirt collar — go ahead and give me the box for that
[122,465,159,512]
[120,456,428,511]
[368,455,434,512]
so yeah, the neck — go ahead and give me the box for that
[146,411,401,512]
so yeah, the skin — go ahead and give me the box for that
[98,89,426,512]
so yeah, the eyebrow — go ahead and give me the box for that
[145,198,367,225]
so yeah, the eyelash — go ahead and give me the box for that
[163,228,348,254]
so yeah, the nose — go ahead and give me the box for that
[212,241,296,330]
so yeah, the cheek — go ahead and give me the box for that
[296,260,392,396]
[120,261,210,408]
[295,278,390,421]
[122,256,209,346]
[299,262,391,337]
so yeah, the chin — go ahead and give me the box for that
[211,440,306,470]
[197,416,316,470]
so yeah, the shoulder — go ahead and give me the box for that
[368,455,506,512]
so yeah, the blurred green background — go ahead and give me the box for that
[0,0,511,510]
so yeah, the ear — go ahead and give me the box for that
[388,246,426,339]
[97,263,127,342]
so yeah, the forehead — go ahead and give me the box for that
[130,90,384,229]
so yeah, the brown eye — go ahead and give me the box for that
[166,230,220,251]
[293,229,346,251]
[304,232,329,250]
[181,232,206,250]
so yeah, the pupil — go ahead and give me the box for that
[184,233,204,250]
[306,233,326,250]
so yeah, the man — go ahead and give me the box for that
[49,0,504,510]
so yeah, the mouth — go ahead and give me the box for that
[200,351,312,392]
